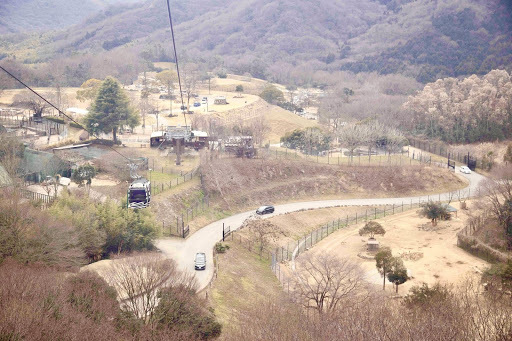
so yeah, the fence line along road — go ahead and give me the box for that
[155,170,486,292]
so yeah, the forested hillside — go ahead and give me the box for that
[344,0,512,82]
[0,0,510,86]
[403,69,512,143]
[0,0,142,33]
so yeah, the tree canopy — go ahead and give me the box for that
[259,84,285,105]
[375,247,393,290]
[404,70,512,143]
[76,78,102,102]
[419,201,451,226]
[359,221,386,239]
[84,77,139,142]
[387,257,409,293]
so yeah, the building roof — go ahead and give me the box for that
[66,107,89,115]
[21,149,70,175]
[192,130,208,138]
[442,204,458,213]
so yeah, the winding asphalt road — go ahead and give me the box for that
[155,171,486,291]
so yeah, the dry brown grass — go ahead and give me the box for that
[208,241,283,329]
[202,157,467,210]
[266,206,391,247]
[205,97,316,144]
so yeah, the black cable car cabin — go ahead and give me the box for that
[127,178,151,209]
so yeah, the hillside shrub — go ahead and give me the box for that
[155,285,222,339]
[50,194,160,261]
[215,243,230,253]
[419,201,450,226]
[0,190,84,267]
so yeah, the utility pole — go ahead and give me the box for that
[175,138,183,165]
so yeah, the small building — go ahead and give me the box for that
[223,136,256,158]
[150,131,166,147]
[190,130,209,150]
[150,127,209,150]
[214,96,227,105]
[367,238,380,251]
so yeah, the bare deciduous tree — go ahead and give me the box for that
[480,166,512,248]
[181,63,199,112]
[244,218,283,258]
[106,254,196,323]
[293,253,367,314]
[247,115,269,147]
[12,90,51,118]
[318,86,352,134]
[338,123,363,160]
[384,126,407,157]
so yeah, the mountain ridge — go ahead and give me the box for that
[1,0,510,85]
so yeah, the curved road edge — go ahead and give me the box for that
[155,171,486,292]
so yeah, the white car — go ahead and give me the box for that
[460,166,472,174]
[194,252,206,270]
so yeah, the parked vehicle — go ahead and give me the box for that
[460,166,472,174]
[194,252,206,270]
[194,102,201,107]
[256,205,275,215]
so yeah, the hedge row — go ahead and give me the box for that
[458,235,510,264]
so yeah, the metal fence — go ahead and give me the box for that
[457,212,511,263]
[1,187,56,207]
[151,168,198,195]
[270,194,472,287]
[162,195,210,238]
[0,116,66,135]
[408,137,481,170]
[217,147,426,168]
[17,188,55,205]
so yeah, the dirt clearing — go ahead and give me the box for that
[295,200,489,294]
[266,205,395,247]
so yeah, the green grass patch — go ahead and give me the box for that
[147,171,178,182]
